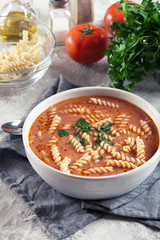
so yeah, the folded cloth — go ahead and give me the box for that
[0,75,160,240]
[82,163,160,229]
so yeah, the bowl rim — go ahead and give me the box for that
[23,86,160,180]
[0,16,56,80]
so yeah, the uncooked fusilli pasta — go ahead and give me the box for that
[0,30,42,80]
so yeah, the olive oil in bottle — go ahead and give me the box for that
[0,0,37,41]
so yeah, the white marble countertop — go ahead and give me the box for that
[0,0,160,239]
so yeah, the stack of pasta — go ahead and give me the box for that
[0,30,41,81]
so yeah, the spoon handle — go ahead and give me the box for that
[1,120,24,135]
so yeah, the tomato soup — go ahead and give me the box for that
[29,96,159,177]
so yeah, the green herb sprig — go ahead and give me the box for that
[104,0,160,91]
[58,129,68,137]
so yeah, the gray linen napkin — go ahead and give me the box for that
[0,75,160,240]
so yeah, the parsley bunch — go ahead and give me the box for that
[104,0,160,91]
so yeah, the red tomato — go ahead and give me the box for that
[65,24,109,64]
[104,1,134,36]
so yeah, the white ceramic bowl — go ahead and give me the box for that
[22,87,160,200]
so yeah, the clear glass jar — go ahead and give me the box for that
[0,0,37,40]
[0,0,36,20]
[49,0,71,46]
[70,0,94,25]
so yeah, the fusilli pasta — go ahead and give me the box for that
[0,30,42,79]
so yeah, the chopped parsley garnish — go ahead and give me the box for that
[75,118,91,133]
[94,122,113,146]
[73,120,113,147]
[58,129,68,137]
[94,135,103,147]
[75,135,88,146]
[97,156,103,160]
[103,122,114,135]
[80,138,88,146]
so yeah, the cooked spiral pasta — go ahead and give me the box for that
[89,98,119,108]
[129,125,145,136]
[85,112,106,123]
[86,114,100,123]
[69,135,85,153]
[140,120,152,135]
[70,153,91,168]
[60,157,71,174]
[37,130,42,137]
[119,129,131,135]
[92,118,113,128]
[136,136,145,160]
[63,107,86,114]
[119,116,130,128]
[114,114,127,124]
[85,143,93,153]
[104,132,115,141]
[110,126,120,136]
[49,136,59,145]
[106,160,137,169]
[49,108,56,119]
[49,115,61,134]
[81,132,91,142]
[100,141,116,154]
[51,144,61,165]
[83,166,113,175]
[123,146,131,152]
[124,137,136,147]
[40,150,46,156]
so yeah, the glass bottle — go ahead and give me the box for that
[49,0,71,46]
[0,0,37,41]
[70,0,94,25]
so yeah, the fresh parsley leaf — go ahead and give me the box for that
[94,135,102,146]
[80,138,88,146]
[58,129,68,137]
[94,139,100,147]
[94,135,104,146]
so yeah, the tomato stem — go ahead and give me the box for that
[80,25,93,36]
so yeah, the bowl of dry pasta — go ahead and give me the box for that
[0,16,56,90]
[22,87,160,199]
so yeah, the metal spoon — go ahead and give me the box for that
[1,120,24,135]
